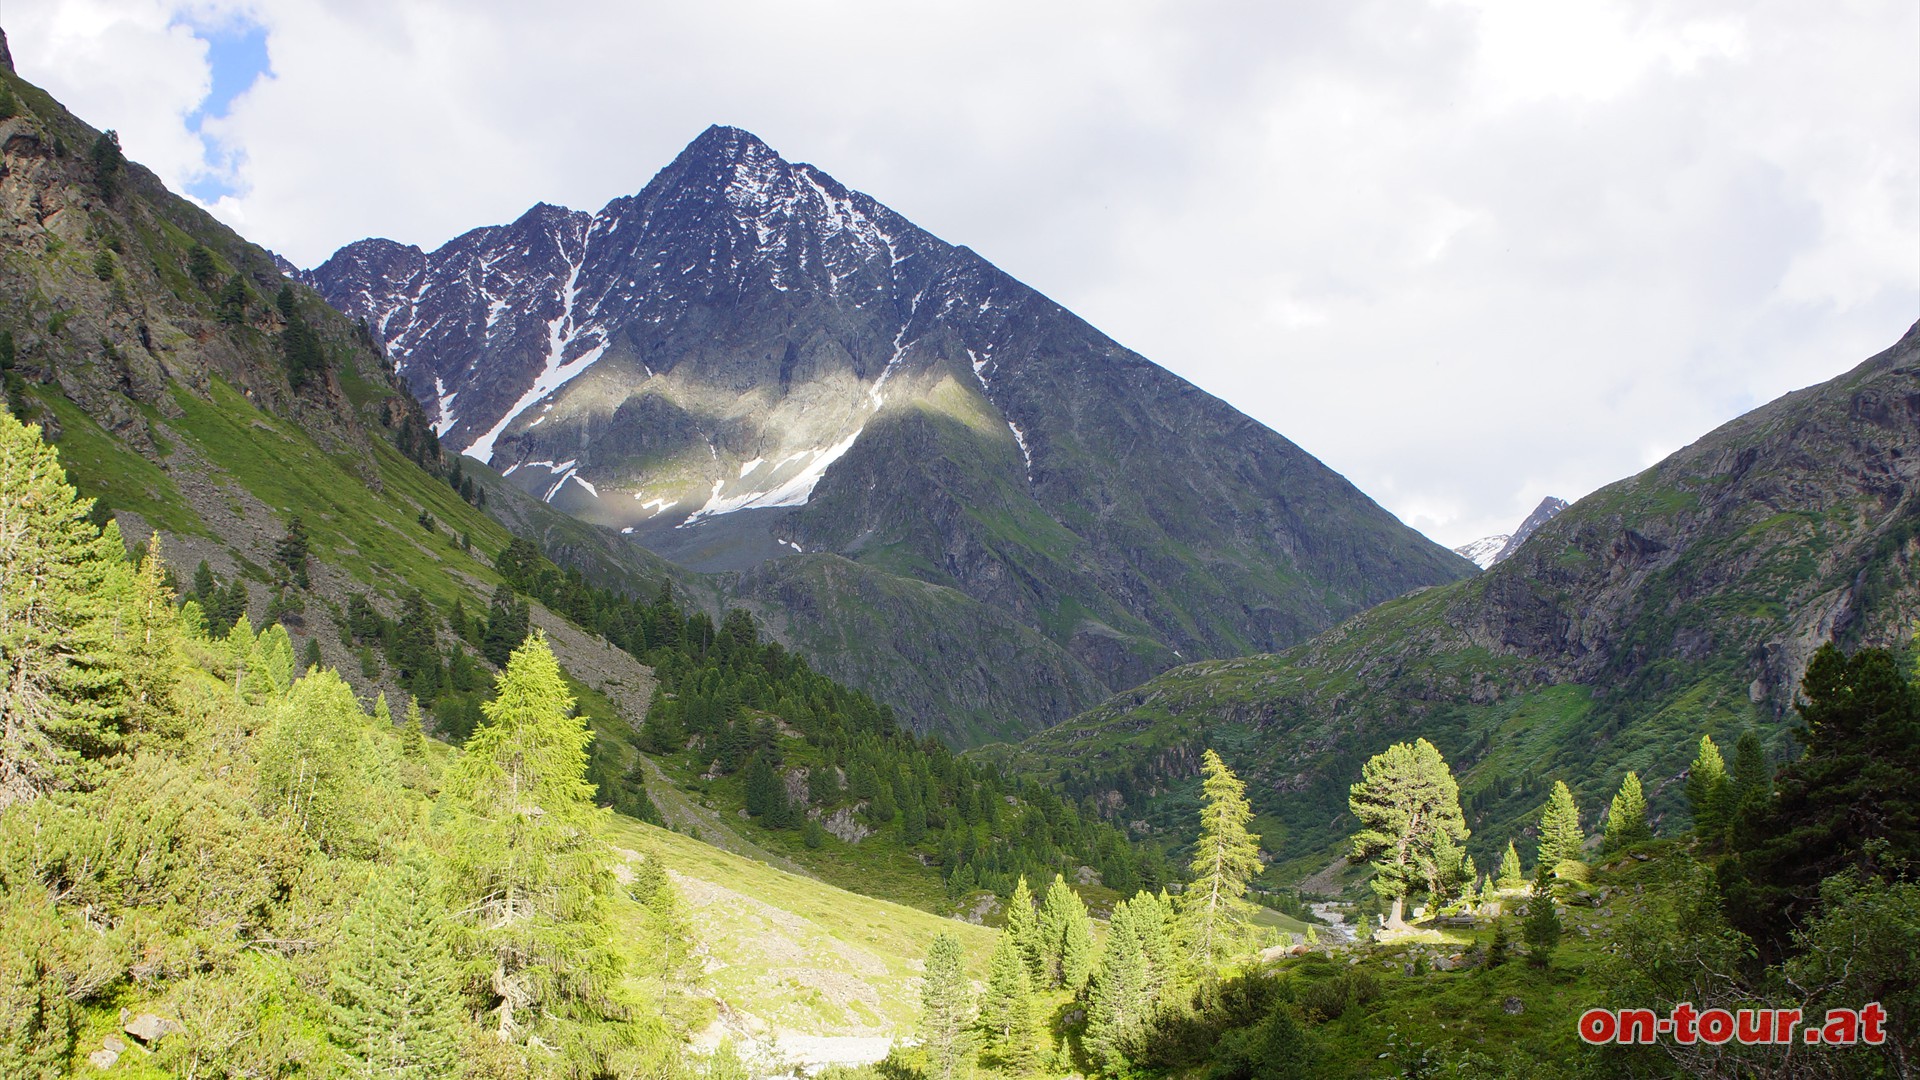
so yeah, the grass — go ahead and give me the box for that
[606,814,996,1037]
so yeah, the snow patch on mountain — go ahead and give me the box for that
[681,427,866,526]
[1453,534,1510,569]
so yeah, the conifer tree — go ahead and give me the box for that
[1086,897,1153,1073]
[1604,771,1651,852]
[976,931,1039,1074]
[1686,734,1731,838]
[401,697,427,759]
[327,856,465,1077]
[117,536,181,740]
[1348,738,1466,928]
[274,515,311,589]
[1184,748,1263,968]
[1521,861,1561,968]
[1038,873,1095,990]
[257,668,380,856]
[374,692,393,727]
[1729,729,1769,815]
[920,932,971,1080]
[1538,780,1585,868]
[1005,875,1042,983]
[441,633,631,1065]
[0,410,134,807]
[1497,839,1524,891]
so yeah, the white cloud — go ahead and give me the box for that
[5,0,1914,547]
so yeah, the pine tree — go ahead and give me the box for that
[274,514,311,589]
[0,409,133,807]
[1686,734,1732,839]
[374,692,394,727]
[1729,729,1770,816]
[1183,748,1263,968]
[920,933,971,1080]
[976,931,1039,1074]
[1521,861,1561,968]
[1497,840,1524,891]
[327,856,465,1078]
[116,536,181,740]
[1604,771,1651,852]
[1038,873,1095,990]
[217,272,249,325]
[1348,738,1466,928]
[1005,876,1043,983]
[441,632,631,1065]
[1538,780,1584,868]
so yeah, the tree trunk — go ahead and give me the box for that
[1387,894,1409,931]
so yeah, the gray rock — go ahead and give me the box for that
[1502,997,1525,1016]
[88,1048,119,1070]
[123,1012,182,1043]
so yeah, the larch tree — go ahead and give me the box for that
[1603,771,1651,852]
[919,932,971,1080]
[1538,780,1585,868]
[1348,738,1466,929]
[0,409,133,808]
[1182,748,1263,970]
[975,930,1040,1074]
[440,632,631,1072]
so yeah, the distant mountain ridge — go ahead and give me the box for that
[306,125,1475,743]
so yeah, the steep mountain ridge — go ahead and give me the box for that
[992,322,1920,876]
[309,125,1474,742]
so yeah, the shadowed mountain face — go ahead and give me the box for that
[307,126,1473,742]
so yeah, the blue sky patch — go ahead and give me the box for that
[176,14,271,203]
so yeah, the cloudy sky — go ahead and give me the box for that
[9,0,1917,547]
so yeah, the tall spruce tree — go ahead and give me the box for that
[441,633,632,1068]
[1604,771,1651,852]
[327,856,465,1078]
[1183,748,1263,969]
[1538,780,1585,868]
[0,409,133,807]
[920,932,971,1080]
[1348,738,1466,928]
[1038,873,1095,991]
[1086,897,1153,1074]
[1005,875,1043,983]
[1686,734,1731,839]
[976,931,1040,1074]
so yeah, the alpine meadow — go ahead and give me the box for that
[1,13,1918,1080]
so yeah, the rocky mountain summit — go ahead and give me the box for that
[1451,496,1568,569]
[307,126,1473,741]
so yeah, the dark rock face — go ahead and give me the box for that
[308,125,1474,742]
[1490,496,1570,564]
